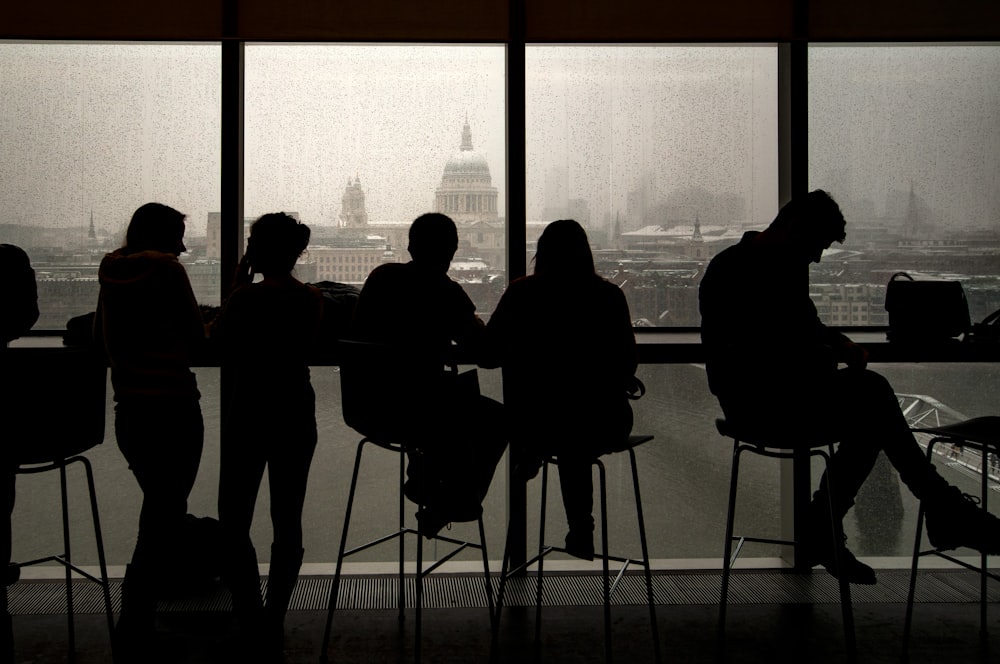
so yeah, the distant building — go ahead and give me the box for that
[434,119,499,225]
[339,176,369,228]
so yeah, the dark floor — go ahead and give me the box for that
[7,568,999,663]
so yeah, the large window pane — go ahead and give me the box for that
[243,44,507,318]
[526,46,778,327]
[0,43,222,329]
[809,44,1000,326]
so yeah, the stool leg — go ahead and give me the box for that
[59,464,76,661]
[414,449,424,664]
[320,440,367,663]
[980,444,989,642]
[534,461,549,650]
[596,460,612,664]
[822,446,856,662]
[718,439,743,638]
[629,448,661,663]
[903,437,937,652]
[478,516,495,630]
[81,457,115,652]
[399,447,407,623]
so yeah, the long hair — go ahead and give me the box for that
[123,202,187,255]
[247,212,311,275]
[533,219,596,279]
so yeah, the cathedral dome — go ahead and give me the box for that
[444,149,492,176]
[442,119,492,179]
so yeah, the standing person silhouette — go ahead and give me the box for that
[350,212,507,535]
[485,219,639,560]
[699,189,1000,584]
[95,203,205,659]
[210,213,324,658]
[0,244,39,664]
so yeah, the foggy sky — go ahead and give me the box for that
[1,43,998,242]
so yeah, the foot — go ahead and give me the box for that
[416,507,450,539]
[564,530,595,562]
[801,533,876,585]
[925,488,1000,554]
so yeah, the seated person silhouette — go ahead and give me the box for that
[210,213,324,657]
[485,219,639,560]
[349,212,507,536]
[699,189,1000,584]
[95,202,206,658]
[0,244,39,664]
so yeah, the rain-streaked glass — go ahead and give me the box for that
[0,43,222,328]
[525,45,778,327]
[243,44,507,318]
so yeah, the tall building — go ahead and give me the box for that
[339,175,369,228]
[434,119,499,224]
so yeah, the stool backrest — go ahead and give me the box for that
[1,347,107,464]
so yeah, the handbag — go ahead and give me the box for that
[884,272,971,342]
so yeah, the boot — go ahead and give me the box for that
[114,564,157,663]
[801,493,876,585]
[924,484,1000,554]
[264,545,304,658]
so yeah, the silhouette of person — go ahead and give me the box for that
[485,219,638,560]
[95,203,205,658]
[699,189,1000,584]
[210,213,324,657]
[350,212,507,535]
[0,244,39,664]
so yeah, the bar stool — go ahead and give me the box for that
[903,416,1000,650]
[4,348,115,661]
[319,341,494,664]
[494,434,660,664]
[715,419,856,661]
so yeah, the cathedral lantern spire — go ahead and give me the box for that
[460,118,474,152]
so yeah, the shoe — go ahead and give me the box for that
[416,507,450,539]
[564,530,595,562]
[925,489,1000,554]
[5,564,18,587]
[801,533,876,585]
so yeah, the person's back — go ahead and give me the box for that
[97,240,203,403]
[490,272,634,443]
[347,212,504,534]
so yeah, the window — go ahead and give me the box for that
[244,44,506,314]
[0,43,222,329]
[809,44,1000,325]
[526,45,778,326]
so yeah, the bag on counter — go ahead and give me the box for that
[885,272,970,342]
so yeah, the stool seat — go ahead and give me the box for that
[911,415,1000,449]
[715,418,839,449]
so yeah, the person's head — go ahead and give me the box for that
[767,189,846,263]
[246,212,311,276]
[123,202,187,255]
[533,219,596,279]
[407,213,458,272]
[0,243,39,343]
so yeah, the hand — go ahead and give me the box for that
[234,252,254,288]
[842,341,869,370]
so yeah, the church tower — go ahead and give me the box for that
[339,175,368,228]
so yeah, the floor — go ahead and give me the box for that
[7,568,999,663]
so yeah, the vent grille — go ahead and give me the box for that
[8,569,996,616]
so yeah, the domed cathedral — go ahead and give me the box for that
[339,175,369,228]
[434,119,504,272]
[435,119,499,225]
